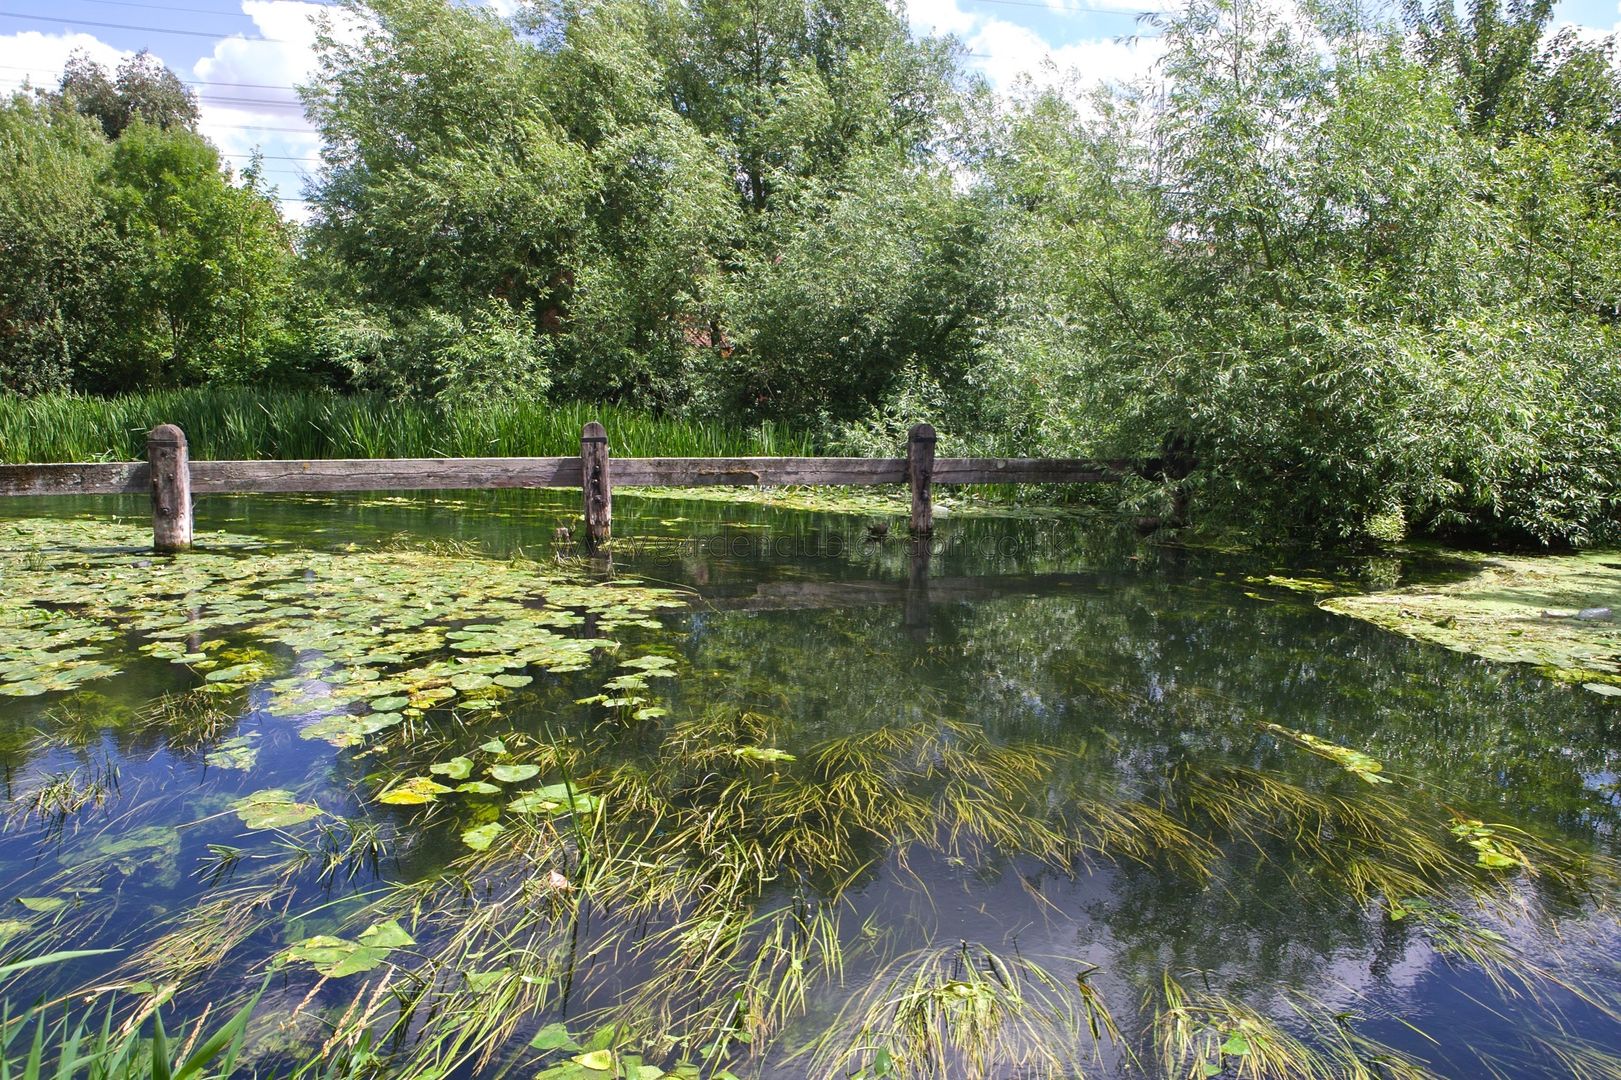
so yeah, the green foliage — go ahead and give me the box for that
[0,388,813,462]
[301,0,976,413]
[0,92,298,395]
[95,122,300,390]
[3,0,1621,545]
[956,0,1621,543]
[0,97,113,395]
[49,50,200,140]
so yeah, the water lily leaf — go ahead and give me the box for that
[633,707,667,721]
[461,822,505,851]
[530,1022,581,1051]
[1583,682,1621,697]
[429,757,474,780]
[619,655,677,671]
[370,695,411,711]
[280,935,389,978]
[493,674,532,689]
[204,663,264,683]
[480,738,508,755]
[204,735,259,771]
[456,781,503,795]
[233,789,322,829]
[377,777,453,805]
[450,672,492,692]
[488,764,539,783]
[357,919,415,949]
[17,897,65,913]
[360,711,405,734]
[1219,1031,1252,1056]
[508,792,567,816]
[573,1050,615,1071]
[509,784,598,817]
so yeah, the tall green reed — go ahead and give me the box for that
[0,390,817,464]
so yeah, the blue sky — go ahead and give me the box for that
[2,0,1617,219]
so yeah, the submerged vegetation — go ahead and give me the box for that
[2,505,1620,1078]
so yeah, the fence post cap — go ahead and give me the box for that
[148,424,187,447]
[908,422,937,442]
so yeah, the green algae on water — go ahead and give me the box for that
[1322,550,1621,694]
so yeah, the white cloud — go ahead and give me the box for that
[191,1,368,221]
[903,0,1164,94]
[0,31,134,96]
[966,16,1164,92]
[907,0,979,37]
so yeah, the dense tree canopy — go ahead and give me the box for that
[2,0,1619,545]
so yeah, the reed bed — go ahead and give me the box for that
[0,390,816,463]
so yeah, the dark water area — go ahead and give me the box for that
[0,490,1617,1079]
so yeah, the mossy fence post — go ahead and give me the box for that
[147,423,192,552]
[581,421,612,544]
[906,422,936,534]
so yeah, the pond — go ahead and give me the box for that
[1,490,1618,1080]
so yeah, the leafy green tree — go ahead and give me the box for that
[302,0,978,410]
[53,50,200,140]
[0,95,117,393]
[962,0,1621,544]
[94,122,299,389]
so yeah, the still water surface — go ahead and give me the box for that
[1,491,1617,1078]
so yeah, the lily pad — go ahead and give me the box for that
[233,789,323,829]
[488,763,540,783]
[280,919,414,978]
[461,821,505,851]
[429,756,475,780]
[377,777,454,805]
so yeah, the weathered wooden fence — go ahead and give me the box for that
[0,421,1135,552]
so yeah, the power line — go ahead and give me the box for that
[0,63,303,91]
[0,12,291,42]
[955,0,1150,13]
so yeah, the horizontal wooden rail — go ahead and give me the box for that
[0,421,1138,551]
[0,455,1132,497]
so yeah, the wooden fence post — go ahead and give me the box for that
[581,421,611,543]
[147,424,192,552]
[906,422,936,534]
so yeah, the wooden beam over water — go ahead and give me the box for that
[0,455,1129,496]
[0,420,1145,551]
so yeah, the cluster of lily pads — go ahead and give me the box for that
[0,517,697,863]
[0,518,687,727]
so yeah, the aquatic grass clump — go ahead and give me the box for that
[808,942,1102,1080]
[5,763,118,827]
[1153,973,1434,1080]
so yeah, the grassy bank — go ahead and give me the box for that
[0,390,815,463]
